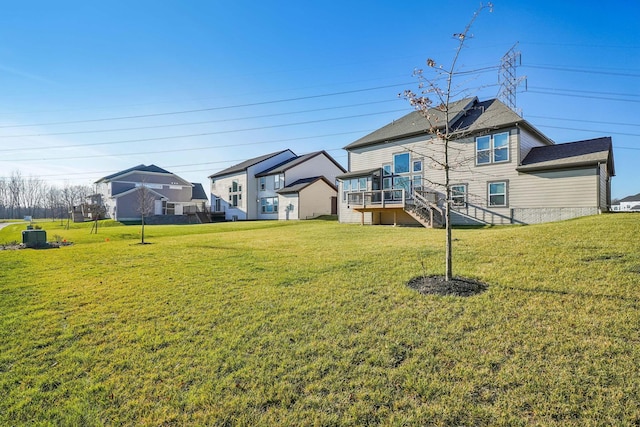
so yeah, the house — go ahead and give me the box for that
[338,97,615,226]
[612,193,640,211]
[94,164,209,223]
[209,150,345,221]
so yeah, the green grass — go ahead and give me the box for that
[1,214,640,426]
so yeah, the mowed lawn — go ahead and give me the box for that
[1,215,640,426]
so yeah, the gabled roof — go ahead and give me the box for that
[208,150,294,179]
[518,136,614,174]
[344,98,553,150]
[276,176,337,194]
[619,192,640,203]
[191,183,208,201]
[95,164,174,183]
[112,186,167,200]
[255,150,346,177]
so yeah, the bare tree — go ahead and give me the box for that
[136,183,156,244]
[8,171,25,219]
[402,3,492,281]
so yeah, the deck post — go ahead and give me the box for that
[393,210,397,227]
[361,211,364,226]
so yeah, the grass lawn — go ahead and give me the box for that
[1,214,640,426]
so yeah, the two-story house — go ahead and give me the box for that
[209,149,345,221]
[338,97,614,226]
[94,164,209,223]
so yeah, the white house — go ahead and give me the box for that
[209,150,345,221]
[338,97,615,226]
[612,193,640,211]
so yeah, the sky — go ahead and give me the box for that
[0,0,638,200]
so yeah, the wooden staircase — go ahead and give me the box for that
[404,191,444,228]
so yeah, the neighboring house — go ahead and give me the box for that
[338,97,615,226]
[613,193,640,211]
[94,164,209,223]
[209,150,345,221]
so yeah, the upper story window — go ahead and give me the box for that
[382,164,392,176]
[259,177,266,191]
[412,160,423,173]
[394,153,410,174]
[274,174,283,190]
[476,132,510,165]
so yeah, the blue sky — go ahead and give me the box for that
[0,1,638,199]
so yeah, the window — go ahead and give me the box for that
[394,152,410,174]
[229,180,242,207]
[451,184,467,206]
[488,181,508,207]
[259,177,266,191]
[393,176,410,200]
[274,174,283,190]
[382,164,392,176]
[260,197,278,213]
[412,160,423,173]
[412,175,422,192]
[359,177,367,191]
[476,132,510,165]
[493,133,509,162]
[476,136,491,165]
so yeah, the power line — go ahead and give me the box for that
[526,90,640,103]
[0,99,399,139]
[0,82,415,129]
[0,129,374,163]
[523,64,640,78]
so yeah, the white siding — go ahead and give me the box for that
[210,172,248,220]
[285,153,343,185]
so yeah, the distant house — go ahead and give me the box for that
[613,193,640,211]
[209,150,345,221]
[338,97,615,226]
[94,164,209,223]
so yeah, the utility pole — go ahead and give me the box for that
[498,42,527,115]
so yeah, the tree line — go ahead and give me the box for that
[0,170,92,220]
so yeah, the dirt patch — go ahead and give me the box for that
[407,275,488,297]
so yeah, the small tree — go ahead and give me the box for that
[136,184,156,244]
[402,3,492,282]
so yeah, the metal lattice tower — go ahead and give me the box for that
[498,42,526,115]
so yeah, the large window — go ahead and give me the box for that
[476,132,510,165]
[229,180,242,207]
[488,181,508,207]
[451,184,467,206]
[394,152,410,174]
[260,197,278,213]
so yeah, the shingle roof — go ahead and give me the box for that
[518,136,614,174]
[276,176,337,194]
[95,164,173,183]
[255,150,346,177]
[208,150,294,179]
[336,168,381,180]
[191,182,208,201]
[345,97,477,150]
[619,192,640,203]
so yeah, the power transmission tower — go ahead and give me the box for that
[498,42,527,115]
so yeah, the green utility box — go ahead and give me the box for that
[22,229,47,248]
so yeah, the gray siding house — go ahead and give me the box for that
[94,165,209,223]
[338,97,615,226]
[209,150,345,221]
